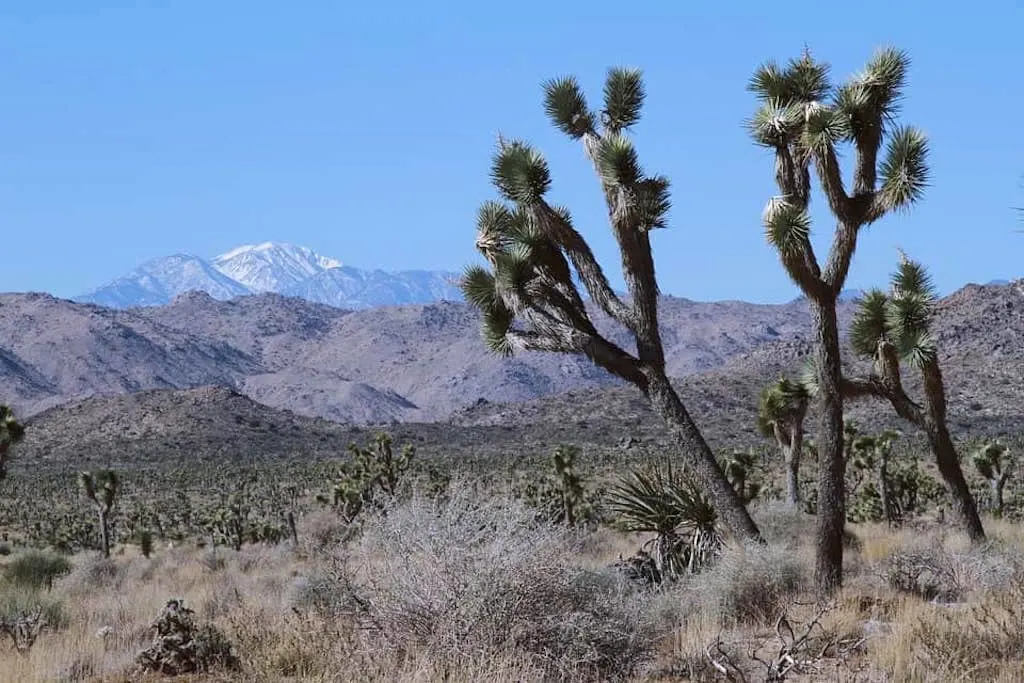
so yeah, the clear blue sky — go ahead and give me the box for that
[1,1,1021,303]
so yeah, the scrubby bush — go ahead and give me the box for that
[331,490,659,680]
[2,549,72,590]
[688,541,807,626]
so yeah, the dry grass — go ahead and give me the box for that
[4,498,1024,682]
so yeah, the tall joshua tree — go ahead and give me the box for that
[0,405,26,482]
[748,47,929,593]
[844,254,985,540]
[460,68,762,543]
[757,378,809,506]
[79,469,120,557]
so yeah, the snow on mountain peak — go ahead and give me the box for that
[212,242,342,293]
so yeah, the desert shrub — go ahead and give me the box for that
[136,599,239,675]
[340,490,659,681]
[688,541,807,626]
[882,539,1021,602]
[2,549,72,590]
[901,571,1024,681]
[58,554,122,594]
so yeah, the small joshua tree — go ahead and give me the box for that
[748,46,930,593]
[721,448,762,504]
[848,430,900,526]
[551,444,585,526]
[333,432,413,521]
[843,253,985,540]
[972,441,1012,518]
[460,68,761,543]
[0,405,26,482]
[79,469,120,558]
[757,378,809,506]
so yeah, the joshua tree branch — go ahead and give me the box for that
[533,202,636,329]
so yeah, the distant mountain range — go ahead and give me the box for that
[73,242,464,310]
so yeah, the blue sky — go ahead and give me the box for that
[1,1,1021,303]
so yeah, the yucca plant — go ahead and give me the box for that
[606,462,722,580]
[749,45,930,594]
[972,441,1012,518]
[0,405,25,482]
[460,67,762,544]
[841,253,985,541]
[756,377,809,506]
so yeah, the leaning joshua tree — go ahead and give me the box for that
[757,377,810,506]
[748,46,930,593]
[461,68,762,542]
[844,254,985,540]
[0,405,25,482]
[79,469,121,557]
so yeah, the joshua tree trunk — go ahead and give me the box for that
[919,361,986,540]
[785,422,804,507]
[644,372,763,542]
[877,451,894,527]
[98,509,111,558]
[811,300,846,595]
[992,479,1006,518]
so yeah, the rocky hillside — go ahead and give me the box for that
[0,288,862,422]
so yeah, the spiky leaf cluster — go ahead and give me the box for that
[849,254,937,367]
[756,377,809,438]
[79,470,120,513]
[463,67,672,358]
[750,46,929,286]
[972,441,1011,483]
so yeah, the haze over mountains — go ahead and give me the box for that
[73,242,464,310]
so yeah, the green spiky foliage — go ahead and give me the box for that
[972,441,1013,518]
[842,254,985,541]
[462,68,762,544]
[721,448,762,504]
[606,462,722,581]
[78,469,120,558]
[748,45,930,595]
[847,430,901,526]
[0,405,26,482]
[332,432,414,522]
[756,377,809,506]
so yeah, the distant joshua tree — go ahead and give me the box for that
[0,405,26,482]
[79,469,121,557]
[843,254,985,541]
[747,46,930,593]
[756,378,809,506]
[460,68,761,543]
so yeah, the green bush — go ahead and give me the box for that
[2,550,72,590]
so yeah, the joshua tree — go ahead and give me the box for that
[721,448,762,504]
[850,430,900,526]
[79,469,120,557]
[333,432,414,521]
[748,46,929,593]
[972,441,1012,518]
[843,254,985,540]
[0,405,26,482]
[757,378,809,506]
[551,444,585,526]
[460,68,761,543]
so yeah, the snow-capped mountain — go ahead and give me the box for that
[74,242,464,310]
[74,254,251,308]
[212,242,341,293]
[282,266,461,309]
